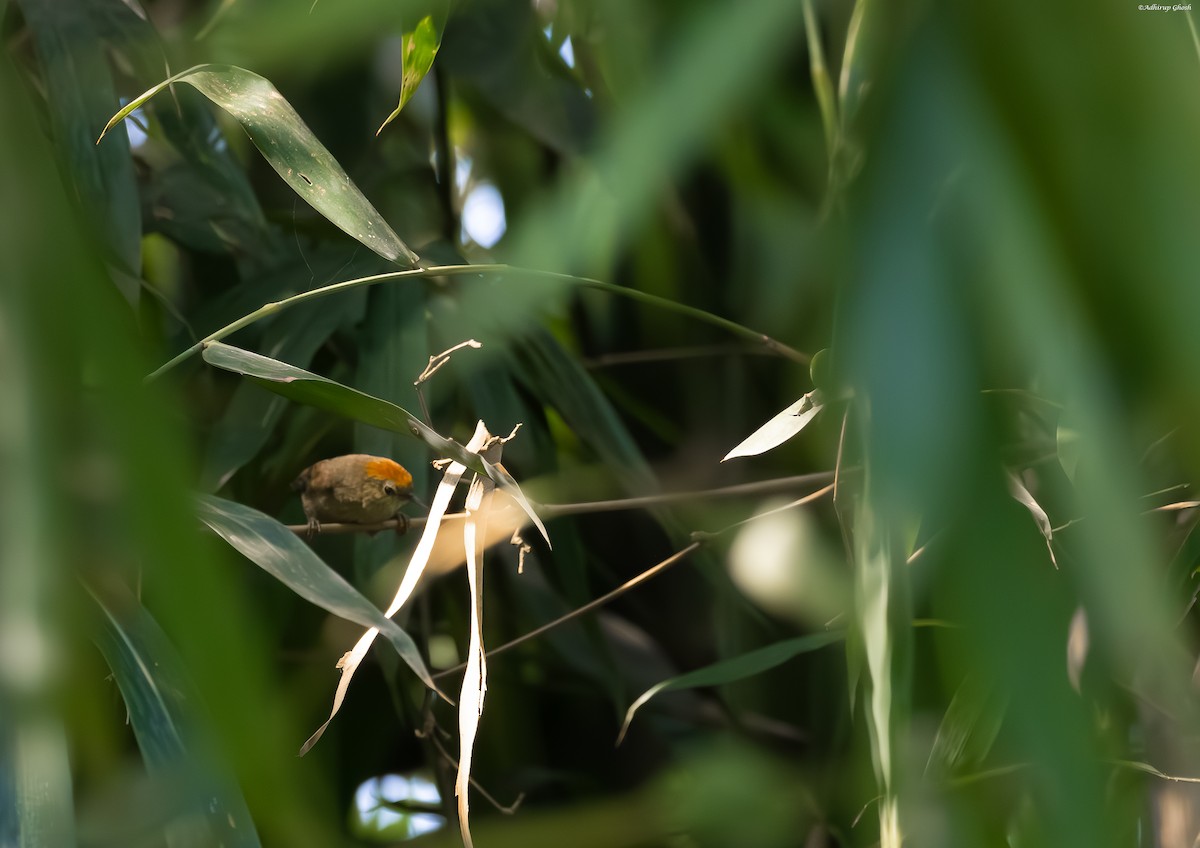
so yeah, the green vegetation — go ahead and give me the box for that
[4,1,1200,846]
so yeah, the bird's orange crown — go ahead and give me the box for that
[364,457,412,489]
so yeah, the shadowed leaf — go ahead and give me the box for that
[90,583,261,847]
[618,631,844,744]
[195,494,440,694]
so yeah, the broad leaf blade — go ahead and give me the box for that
[195,494,440,694]
[376,15,442,136]
[618,631,844,743]
[201,342,550,544]
[100,64,418,265]
[723,390,824,461]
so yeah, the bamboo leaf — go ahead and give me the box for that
[99,64,418,265]
[618,631,844,744]
[376,15,442,136]
[200,342,550,545]
[195,495,441,697]
[90,583,262,847]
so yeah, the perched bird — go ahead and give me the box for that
[291,454,416,537]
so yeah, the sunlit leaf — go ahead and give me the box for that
[723,390,824,461]
[201,342,550,545]
[99,64,418,265]
[457,460,495,848]
[376,16,442,136]
[194,495,440,696]
[617,631,844,744]
[302,424,485,755]
[90,583,261,847]
[1006,472,1058,569]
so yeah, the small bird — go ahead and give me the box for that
[291,454,416,537]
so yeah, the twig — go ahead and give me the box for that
[414,339,482,425]
[417,721,526,814]
[282,472,840,535]
[146,263,808,381]
[581,344,771,368]
[431,481,836,680]
[416,339,483,386]
[432,542,703,681]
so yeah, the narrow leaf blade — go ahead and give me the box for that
[195,494,439,694]
[101,64,417,265]
[201,342,550,544]
[618,631,844,743]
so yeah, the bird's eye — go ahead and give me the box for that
[383,482,397,496]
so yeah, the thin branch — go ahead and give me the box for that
[146,264,807,381]
[581,344,771,368]
[431,481,836,681]
[696,484,834,540]
[418,721,526,814]
[416,339,483,386]
[432,542,702,681]
[414,339,482,426]
[540,471,838,518]
[282,471,840,535]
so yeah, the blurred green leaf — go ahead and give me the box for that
[100,64,419,265]
[90,583,262,848]
[927,676,1007,775]
[618,631,844,743]
[376,15,442,136]
[195,494,441,695]
[16,1,142,287]
[200,341,550,544]
[201,293,366,491]
[439,0,595,156]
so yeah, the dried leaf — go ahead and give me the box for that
[723,390,824,461]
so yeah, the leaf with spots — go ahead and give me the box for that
[99,64,418,265]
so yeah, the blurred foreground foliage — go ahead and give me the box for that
[4,0,1200,846]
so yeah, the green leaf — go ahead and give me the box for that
[927,677,1007,775]
[200,292,366,491]
[376,15,442,136]
[90,583,262,848]
[99,64,418,266]
[618,631,844,743]
[195,494,443,696]
[200,342,550,545]
[17,1,142,288]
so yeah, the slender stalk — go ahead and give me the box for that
[431,481,835,681]
[282,471,840,535]
[146,263,807,381]
[431,542,703,681]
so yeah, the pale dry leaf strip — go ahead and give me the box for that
[300,424,492,755]
[723,389,824,461]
